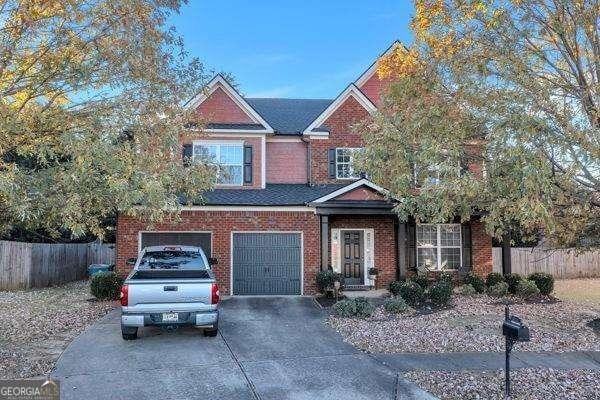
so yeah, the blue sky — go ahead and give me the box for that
[170,1,414,99]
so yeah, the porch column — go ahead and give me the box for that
[320,215,329,271]
[501,232,512,275]
[396,220,407,280]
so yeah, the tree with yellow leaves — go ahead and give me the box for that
[0,0,216,240]
[362,0,599,249]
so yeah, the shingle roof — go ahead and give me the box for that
[206,123,265,130]
[244,98,333,135]
[184,184,347,206]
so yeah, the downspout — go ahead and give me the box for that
[301,135,312,186]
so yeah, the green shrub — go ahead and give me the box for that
[464,273,485,293]
[458,284,478,296]
[485,272,505,288]
[504,273,523,294]
[332,298,374,318]
[410,275,429,289]
[528,273,554,295]
[316,270,344,294]
[90,272,123,300]
[398,281,425,306]
[516,279,540,300]
[332,299,357,317]
[384,297,410,314]
[487,281,509,298]
[438,272,454,285]
[388,280,403,296]
[429,281,453,306]
[353,297,376,318]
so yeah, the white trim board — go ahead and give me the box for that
[302,84,377,136]
[180,206,315,212]
[230,231,304,296]
[185,75,274,134]
[311,178,389,203]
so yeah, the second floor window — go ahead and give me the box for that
[193,142,243,185]
[336,148,362,179]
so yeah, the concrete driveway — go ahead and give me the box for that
[52,297,433,400]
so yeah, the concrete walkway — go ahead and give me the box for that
[376,351,600,372]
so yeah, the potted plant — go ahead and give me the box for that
[368,267,379,285]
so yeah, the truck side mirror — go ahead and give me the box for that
[208,257,218,266]
[126,257,137,266]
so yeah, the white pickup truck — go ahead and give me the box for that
[119,245,219,340]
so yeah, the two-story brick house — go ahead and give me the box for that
[116,42,493,295]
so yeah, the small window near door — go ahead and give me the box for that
[416,224,461,270]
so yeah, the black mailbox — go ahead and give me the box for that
[502,316,530,342]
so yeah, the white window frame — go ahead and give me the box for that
[193,140,244,186]
[416,224,462,271]
[414,161,461,186]
[335,147,362,180]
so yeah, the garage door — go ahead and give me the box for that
[232,233,301,295]
[140,232,211,257]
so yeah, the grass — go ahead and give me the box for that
[554,278,600,304]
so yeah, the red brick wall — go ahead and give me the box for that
[117,211,320,295]
[266,141,308,183]
[195,86,255,123]
[310,96,371,184]
[357,73,391,106]
[330,215,396,290]
[471,220,493,277]
[335,187,385,201]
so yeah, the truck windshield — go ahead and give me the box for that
[138,251,208,270]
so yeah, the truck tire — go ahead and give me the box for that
[203,322,218,337]
[122,327,138,340]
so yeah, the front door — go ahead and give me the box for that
[342,230,364,285]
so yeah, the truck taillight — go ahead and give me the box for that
[211,283,219,304]
[120,285,128,307]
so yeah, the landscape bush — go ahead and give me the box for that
[316,270,344,294]
[90,272,124,300]
[516,279,540,300]
[353,297,376,318]
[463,273,485,293]
[504,273,523,294]
[528,272,554,295]
[388,280,403,296]
[332,297,375,318]
[429,281,453,306]
[438,272,454,285]
[398,281,425,306]
[384,297,410,314]
[485,272,505,288]
[410,275,429,290]
[487,281,509,298]
[458,284,478,296]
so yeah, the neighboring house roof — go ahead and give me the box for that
[244,98,333,135]
[186,184,347,206]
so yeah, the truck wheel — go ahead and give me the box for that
[122,327,138,340]
[203,323,218,337]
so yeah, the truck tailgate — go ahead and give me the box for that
[124,270,216,313]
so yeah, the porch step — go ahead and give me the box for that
[345,284,374,291]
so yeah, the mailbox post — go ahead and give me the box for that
[502,306,530,399]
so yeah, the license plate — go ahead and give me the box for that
[162,312,178,322]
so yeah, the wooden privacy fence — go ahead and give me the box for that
[492,247,600,278]
[0,241,115,290]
